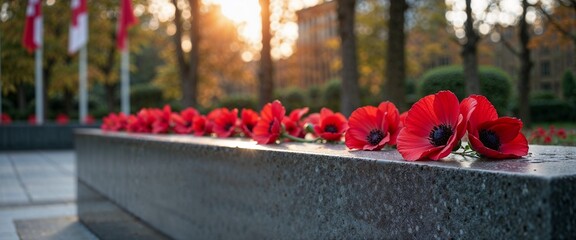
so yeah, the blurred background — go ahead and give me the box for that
[0,0,574,136]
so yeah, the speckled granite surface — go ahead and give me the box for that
[75,129,576,239]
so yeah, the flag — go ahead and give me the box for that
[23,0,42,52]
[69,0,88,54]
[117,0,137,50]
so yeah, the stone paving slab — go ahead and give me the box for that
[0,151,99,240]
[15,216,98,240]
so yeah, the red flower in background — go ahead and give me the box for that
[152,105,173,134]
[253,100,285,144]
[192,115,213,136]
[283,107,309,138]
[28,115,37,125]
[84,114,95,125]
[173,107,199,134]
[397,91,466,161]
[102,113,127,131]
[56,114,70,125]
[462,95,528,159]
[314,108,347,141]
[1,113,12,124]
[213,108,239,138]
[345,101,400,150]
[240,109,259,137]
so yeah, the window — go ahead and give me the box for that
[540,61,551,77]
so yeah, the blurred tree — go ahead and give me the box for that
[0,0,150,117]
[337,0,361,116]
[154,4,254,108]
[518,0,533,126]
[461,0,481,95]
[533,1,576,68]
[169,0,201,108]
[383,0,408,110]
[259,0,274,108]
[355,0,387,97]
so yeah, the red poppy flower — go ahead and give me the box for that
[240,109,259,137]
[462,95,528,159]
[213,108,239,138]
[345,101,400,150]
[127,109,154,133]
[192,115,213,136]
[56,113,70,125]
[84,114,95,125]
[399,111,408,129]
[253,100,286,144]
[303,113,320,137]
[314,108,348,141]
[397,91,466,161]
[173,107,199,134]
[28,115,37,125]
[283,107,309,138]
[1,113,12,124]
[102,113,127,131]
[152,105,173,134]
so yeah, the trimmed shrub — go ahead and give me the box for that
[418,65,512,115]
[322,79,341,112]
[131,84,164,111]
[275,87,308,112]
[530,99,576,122]
[563,71,575,101]
[218,95,257,111]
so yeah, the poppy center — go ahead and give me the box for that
[479,129,500,150]
[366,129,385,146]
[429,124,453,146]
[247,123,254,132]
[324,124,338,133]
[224,122,233,131]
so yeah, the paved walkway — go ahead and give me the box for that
[0,151,98,240]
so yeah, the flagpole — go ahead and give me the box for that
[0,30,3,124]
[35,47,43,125]
[79,45,88,123]
[121,40,129,115]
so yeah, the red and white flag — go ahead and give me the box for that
[69,0,88,54]
[22,0,42,52]
[117,0,137,50]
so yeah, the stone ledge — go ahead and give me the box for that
[75,129,576,239]
[0,124,98,150]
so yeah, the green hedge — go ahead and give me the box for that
[131,84,164,111]
[218,95,258,111]
[418,65,512,115]
[530,100,576,122]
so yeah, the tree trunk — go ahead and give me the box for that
[64,89,73,115]
[461,0,480,96]
[172,0,192,107]
[337,0,361,116]
[518,0,532,126]
[384,0,408,111]
[104,83,117,113]
[259,0,274,108]
[17,83,27,115]
[188,0,200,108]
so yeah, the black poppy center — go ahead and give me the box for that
[429,124,453,146]
[324,124,338,133]
[479,129,501,151]
[366,129,385,146]
[247,123,254,132]
[225,122,233,131]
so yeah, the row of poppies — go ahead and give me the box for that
[101,90,529,161]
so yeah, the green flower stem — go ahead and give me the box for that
[281,133,321,143]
